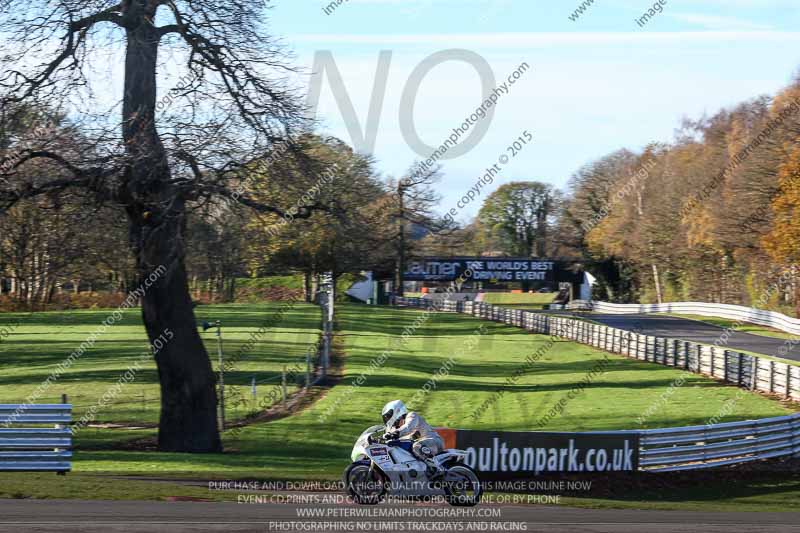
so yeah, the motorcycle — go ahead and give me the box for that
[343,424,482,506]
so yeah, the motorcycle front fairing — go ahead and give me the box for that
[350,424,384,462]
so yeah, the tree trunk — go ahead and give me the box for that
[227,277,236,302]
[395,189,406,297]
[123,15,221,453]
[395,250,405,297]
[304,270,312,303]
[652,263,663,304]
[311,272,319,303]
[535,206,547,257]
[132,224,221,452]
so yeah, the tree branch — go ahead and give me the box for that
[0,151,120,213]
[70,4,124,32]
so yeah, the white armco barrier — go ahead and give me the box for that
[567,300,800,337]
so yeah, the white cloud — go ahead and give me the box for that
[293,31,800,47]
[669,13,773,31]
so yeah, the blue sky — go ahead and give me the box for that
[258,0,800,222]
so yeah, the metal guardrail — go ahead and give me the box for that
[0,404,72,472]
[567,300,800,337]
[640,413,800,472]
[394,297,800,471]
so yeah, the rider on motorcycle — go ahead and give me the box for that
[381,400,444,473]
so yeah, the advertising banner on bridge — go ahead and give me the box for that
[439,429,639,479]
[404,257,581,284]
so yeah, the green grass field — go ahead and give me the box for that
[65,304,793,479]
[481,292,557,310]
[235,274,360,300]
[0,302,321,425]
[236,274,305,291]
[2,303,799,510]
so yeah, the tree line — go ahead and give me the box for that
[418,75,800,317]
[559,76,800,316]
[4,78,799,316]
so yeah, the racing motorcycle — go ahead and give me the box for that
[343,425,482,506]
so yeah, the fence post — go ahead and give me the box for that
[697,344,703,374]
[684,342,689,370]
[723,350,729,382]
[770,360,775,393]
[737,353,743,386]
[56,394,68,476]
[711,348,716,378]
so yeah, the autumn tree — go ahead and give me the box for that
[763,146,800,316]
[416,222,481,257]
[242,135,391,300]
[559,150,642,300]
[561,75,800,310]
[478,181,558,258]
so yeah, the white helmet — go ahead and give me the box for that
[381,400,408,430]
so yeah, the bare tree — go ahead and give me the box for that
[389,164,442,297]
[0,1,322,452]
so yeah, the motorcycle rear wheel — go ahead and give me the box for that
[441,464,482,506]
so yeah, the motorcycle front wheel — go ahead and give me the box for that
[441,464,482,506]
[343,461,387,505]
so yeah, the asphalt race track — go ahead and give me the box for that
[1,499,800,533]
[580,313,800,361]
